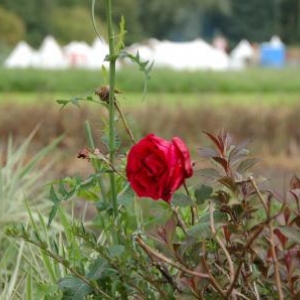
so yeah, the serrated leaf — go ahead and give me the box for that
[86,258,108,280]
[188,221,211,239]
[198,147,219,158]
[197,168,221,180]
[236,158,259,173]
[194,184,213,205]
[203,131,224,155]
[108,245,125,258]
[212,156,228,172]
[59,277,92,300]
[171,193,193,207]
[188,211,227,239]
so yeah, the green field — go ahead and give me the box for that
[1,91,300,108]
[0,67,300,94]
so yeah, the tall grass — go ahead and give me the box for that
[0,131,65,299]
[0,67,300,94]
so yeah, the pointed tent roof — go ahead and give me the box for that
[87,37,109,69]
[37,35,67,69]
[4,41,35,68]
[230,39,254,60]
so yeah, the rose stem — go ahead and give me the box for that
[183,181,197,225]
[106,0,119,243]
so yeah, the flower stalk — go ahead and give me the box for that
[106,0,119,238]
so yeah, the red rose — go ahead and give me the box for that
[126,133,193,202]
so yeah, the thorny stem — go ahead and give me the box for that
[135,235,209,279]
[249,176,284,300]
[106,0,119,242]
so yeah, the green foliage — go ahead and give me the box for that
[51,6,107,44]
[226,0,276,43]
[0,132,63,298]
[0,0,300,47]
[0,6,25,46]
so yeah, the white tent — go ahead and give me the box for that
[4,41,36,68]
[230,39,254,69]
[125,38,229,71]
[64,41,92,68]
[85,37,110,69]
[37,35,67,69]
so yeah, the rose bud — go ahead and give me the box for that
[126,133,193,203]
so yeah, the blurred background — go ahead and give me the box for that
[0,0,300,184]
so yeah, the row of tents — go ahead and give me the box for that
[3,35,285,71]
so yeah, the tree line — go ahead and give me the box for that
[0,0,299,48]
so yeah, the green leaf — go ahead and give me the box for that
[115,15,127,54]
[188,211,227,240]
[48,204,59,227]
[49,185,60,204]
[194,184,213,205]
[108,245,125,258]
[59,276,92,300]
[171,193,193,207]
[56,99,70,109]
[86,258,108,281]
[188,221,211,239]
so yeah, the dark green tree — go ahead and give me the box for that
[279,0,300,44]
[138,0,231,41]
[225,0,277,44]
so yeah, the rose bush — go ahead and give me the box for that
[126,133,193,202]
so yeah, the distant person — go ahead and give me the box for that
[212,34,229,53]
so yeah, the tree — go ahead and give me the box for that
[0,0,53,47]
[279,0,300,44]
[51,6,107,44]
[225,0,276,44]
[0,6,25,45]
[138,0,231,41]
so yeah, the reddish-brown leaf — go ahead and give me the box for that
[203,131,224,156]
[212,156,229,172]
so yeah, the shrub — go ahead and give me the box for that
[5,1,300,299]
